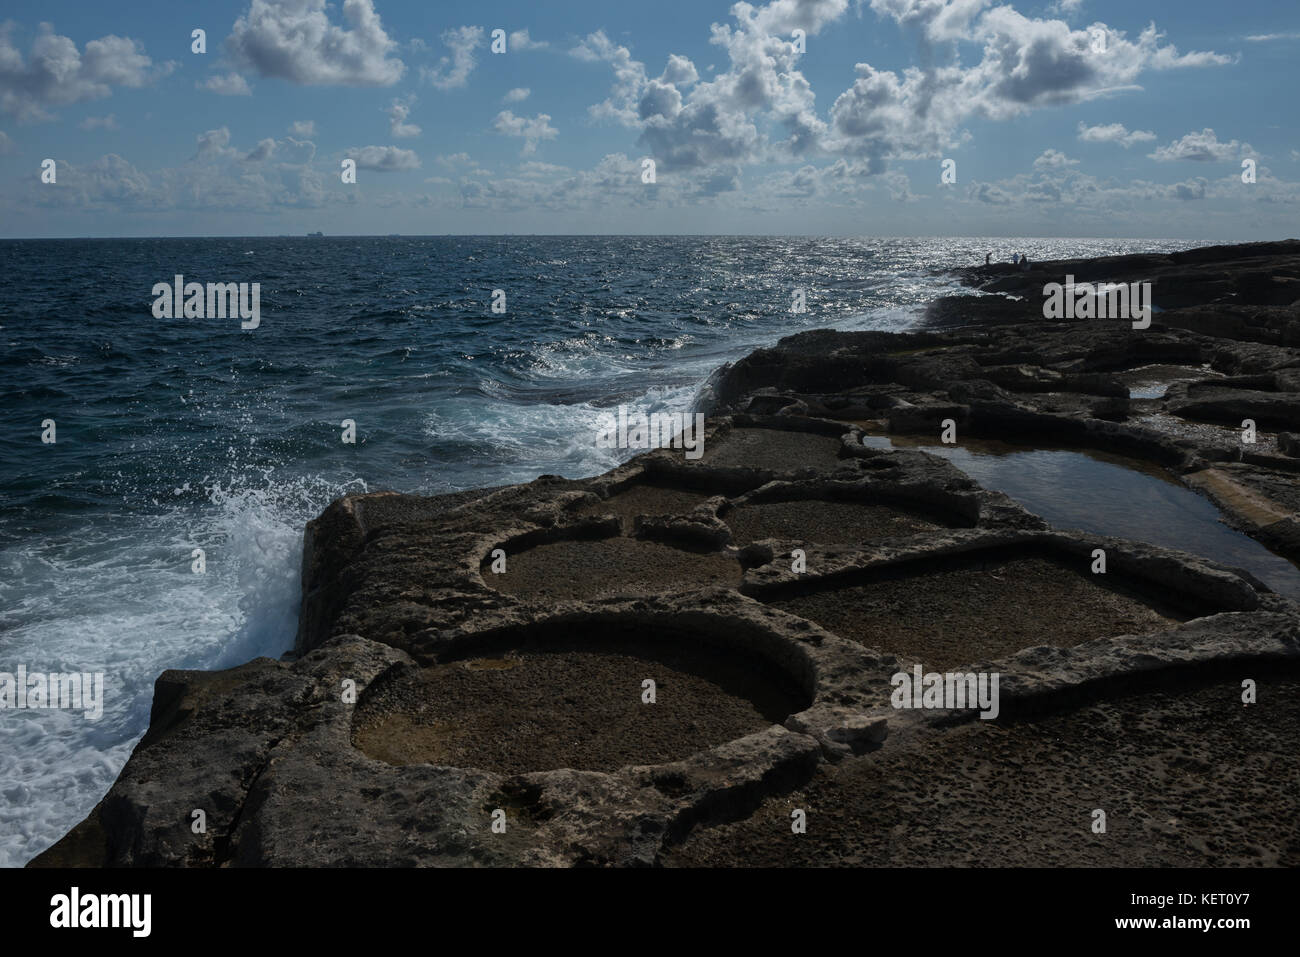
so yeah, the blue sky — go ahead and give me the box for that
[1,0,1296,237]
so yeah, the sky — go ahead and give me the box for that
[0,0,1297,238]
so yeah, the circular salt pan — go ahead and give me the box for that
[764,553,1185,671]
[352,623,809,774]
[698,428,844,471]
[725,498,951,546]
[484,536,742,601]
[576,483,714,529]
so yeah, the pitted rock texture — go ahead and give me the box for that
[663,670,1300,868]
[352,621,809,774]
[35,241,1300,868]
[759,551,1188,671]
[707,303,1300,561]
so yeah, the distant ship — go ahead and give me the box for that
[306,231,324,237]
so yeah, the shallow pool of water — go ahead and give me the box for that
[863,435,1300,600]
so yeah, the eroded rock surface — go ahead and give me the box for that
[35,242,1300,868]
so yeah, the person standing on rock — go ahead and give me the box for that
[985,252,991,265]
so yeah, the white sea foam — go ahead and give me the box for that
[0,475,356,867]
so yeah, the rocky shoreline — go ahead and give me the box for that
[33,240,1300,867]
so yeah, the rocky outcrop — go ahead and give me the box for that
[34,242,1300,868]
[924,240,1300,343]
[709,316,1300,562]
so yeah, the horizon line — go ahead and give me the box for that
[2,233,1287,242]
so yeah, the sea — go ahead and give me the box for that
[0,235,1211,865]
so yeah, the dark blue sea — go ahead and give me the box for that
[0,235,1205,864]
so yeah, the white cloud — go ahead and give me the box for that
[570,0,1231,189]
[227,0,405,86]
[193,127,238,162]
[0,22,173,122]
[1244,32,1300,42]
[349,145,420,170]
[384,94,420,137]
[1033,148,1079,168]
[198,72,253,96]
[508,29,547,51]
[953,158,1300,218]
[277,137,316,164]
[822,4,1233,172]
[1149,128,1245,162]
[289,119,316,136]
[1047,0,1085,15]
[453,152,659,210]
[491,110,557,155]
[422,26,483,90]
[27,128,336,213]
[245,137,277,162]
[1076,121,1155,147]
[517,160,569,177]
[79,113,118,131]
[503,87,530,103]
[33,154,156,208]
[661,54,698,86]
[0,130,12,153]
[868,0,989,42]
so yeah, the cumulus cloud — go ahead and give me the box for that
[227,0,405,86]
[969,181,1015,205]
[503,87,530,103]
[289,119,316,136]
[570,31,651,125]
[384,94,420,137]
[27,126,336,214]
[1172,178,1208,200]
[198,72,253,95]
[1033,148,1079,168]
[1148,128,1244,162]
[508,29,547,51]
[1076,121,1154,147]
[491,110,557,154]
[452,152,669,211]
[952,157,1300,221]
[349,145,420,170]
[193,127,238,162]
[422,26,483,90]
[661,54,698,86]
[244,137,277,162]
[277,136,316,165]
[572,0,1231,187]
[868,0,990,42]
[0,22,173,121]
[33,154,156,208]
